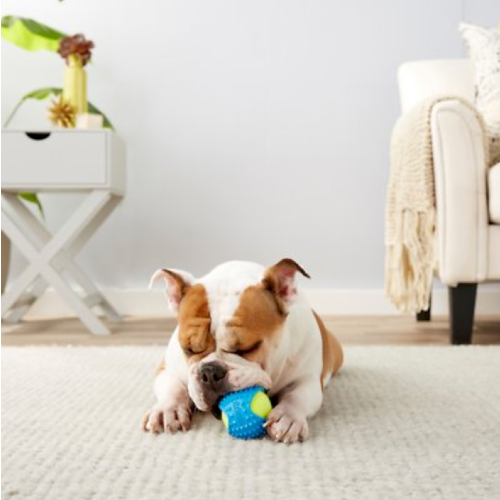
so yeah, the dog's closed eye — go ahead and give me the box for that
[222,341,262,356]
[183,346,206,357]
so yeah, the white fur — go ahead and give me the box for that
[200,261,265,344]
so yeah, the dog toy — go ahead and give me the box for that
[218,386,273,439]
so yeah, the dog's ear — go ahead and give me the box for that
[262,258,310,309]
[149,268,195,312]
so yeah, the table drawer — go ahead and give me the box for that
[2,131,108,187]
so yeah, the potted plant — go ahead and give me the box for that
[1,15,114,290]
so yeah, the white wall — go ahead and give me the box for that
[2,1,499,294]
[463,0,499,26]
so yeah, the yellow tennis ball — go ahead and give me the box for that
[250,390,272,418]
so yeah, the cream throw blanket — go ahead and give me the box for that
[385,97,488,313]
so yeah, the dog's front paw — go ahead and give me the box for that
[142,402,193,434]
[265,404,308,444]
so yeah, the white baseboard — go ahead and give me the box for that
[19,287,500,319]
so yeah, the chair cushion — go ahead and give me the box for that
[489,163,500,224]
[460,23,500,165]
[488,225,500,279]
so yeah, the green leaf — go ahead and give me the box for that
[3,87,115,130]
[18,18,65,41]
[24,87,62,100]
[1,16,66,52]
[18,192,44,217]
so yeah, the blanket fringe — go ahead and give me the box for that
[385,208,435,313]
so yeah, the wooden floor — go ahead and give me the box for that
[2,315,500,346]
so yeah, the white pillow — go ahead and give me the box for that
[460,23,500,165]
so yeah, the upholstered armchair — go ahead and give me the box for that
[397,60,500,344]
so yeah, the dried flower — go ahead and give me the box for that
[58,34,94,66]
[48,95,76,128]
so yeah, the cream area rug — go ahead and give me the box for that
[2,346,500,500]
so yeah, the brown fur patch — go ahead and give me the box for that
[177,284,215,363]
[313,311,343,388]
[227,284,286,361]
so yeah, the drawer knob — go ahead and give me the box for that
[25,132,51,141]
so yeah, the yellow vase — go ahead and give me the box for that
[62,54,88,116]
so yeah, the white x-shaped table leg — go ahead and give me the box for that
[2,190,122,335]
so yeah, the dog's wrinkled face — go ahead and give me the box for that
[179,282,284,412]
[152,260,310,414]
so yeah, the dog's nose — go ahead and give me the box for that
[200,362,227,390]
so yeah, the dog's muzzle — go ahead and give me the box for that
[197,361,228,417]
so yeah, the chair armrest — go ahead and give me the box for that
[431,99,489,286]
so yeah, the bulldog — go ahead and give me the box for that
[142,259,343,443]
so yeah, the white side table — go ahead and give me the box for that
[1,130,126,335]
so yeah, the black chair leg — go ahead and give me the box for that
[416,292,432,321]
[449,284,477,345]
